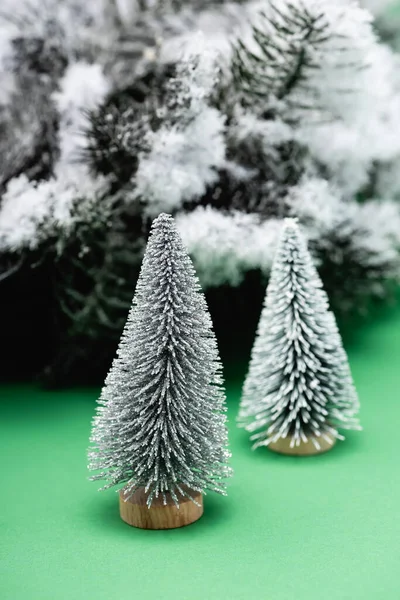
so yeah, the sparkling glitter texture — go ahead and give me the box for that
[88,213,232,506]
[238,218,361,450]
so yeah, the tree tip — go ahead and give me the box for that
[152,213,174,225]
[283,217,299,230]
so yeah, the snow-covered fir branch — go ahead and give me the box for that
[135,37,227,215]
[136,108,226,216]
[0,0,114,65]
[175,177,400,304]
[53,61,111,167]
[286,177,400,257]
[287,177,400,308]
[0,168,110,252]
[0,59,111,253]
[176,206,281,286]
[232,0,378,123]
[1,0,400,379]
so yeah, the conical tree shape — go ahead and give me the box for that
[88,213,232,506]
[238,218,360,451]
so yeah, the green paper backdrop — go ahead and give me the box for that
[1,301,400,600]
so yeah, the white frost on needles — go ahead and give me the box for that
[286,178,353,242]
[299,44,400,198]
[0,0,400,313]
[136,35,227,216]
[176,178,400,292]
[0,169,109,252]
[287,177,400,254]
[236,0,379,123]
[88,213,232,506]
[286,177,400,298]
[0,0,112,59]
[238,218,361,450]
[53,61,110,166]
[136,109,226,215]
[176,206,281,287]
[0,61,110,253]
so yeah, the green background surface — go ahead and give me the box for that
[1,303,400,600]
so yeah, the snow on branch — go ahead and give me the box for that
[176,206,281,287]
[0,168,110,252]
[233,0,379,123]
[136,108,226,215]
[53,62,110,167]
[286,177,400,291]
[135,35,227,215]
[0,0,112,63]
[0,60,111,254]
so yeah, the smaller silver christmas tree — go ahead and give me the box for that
[238,218,361,451]
[88,213,232,507]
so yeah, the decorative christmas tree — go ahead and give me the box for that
[238,218,361,455]
[88,212,232,529]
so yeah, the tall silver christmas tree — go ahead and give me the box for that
[238,218,361,453]
[88,213,232,507]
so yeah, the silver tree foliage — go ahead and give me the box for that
[88,213,232,506]
[238,218,361,450]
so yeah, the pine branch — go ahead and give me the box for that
[232,1,333,120]
[53,198,144,346]
[82,65,174,185]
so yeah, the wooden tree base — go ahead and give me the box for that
[268,434,336,456]
[119,486,203,530]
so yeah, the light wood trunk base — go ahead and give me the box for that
[119,486,203,530]
[269,434,336,456]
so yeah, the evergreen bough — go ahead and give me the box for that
[233,1,328,112]
[232,0,365,121]
[238,218,361,450]
[88,213,232,506]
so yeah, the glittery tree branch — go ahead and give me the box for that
[88,213,232,506]
[238,218,361,450]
